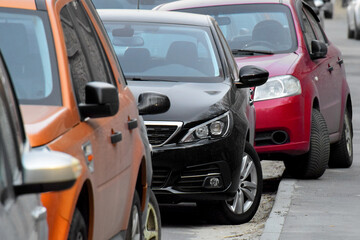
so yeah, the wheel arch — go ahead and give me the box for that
[75,180,94,240]
[136,156,149,212]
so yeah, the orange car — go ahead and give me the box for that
[0,0,166,239]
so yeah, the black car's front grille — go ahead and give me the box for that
[152,168,171,188]
[175,164,222,192]
[145,122,182,146]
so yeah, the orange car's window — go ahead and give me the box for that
[61,1,115,103]
[60,5,92,103]
[0,9,61,105]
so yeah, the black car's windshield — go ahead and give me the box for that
[181,4,297,55]
[92,0,177,9]
[0,9,61,105]
[103,21,223,83]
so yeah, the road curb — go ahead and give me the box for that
[260,179,297,240]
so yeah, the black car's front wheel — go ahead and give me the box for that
[126,190,143,240]
[144,189,161,240]
[198,142,263,224]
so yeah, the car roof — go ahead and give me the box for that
[155,0,294,10]
[98,9,213,27]
[0,0,37,10]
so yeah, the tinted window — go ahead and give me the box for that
[181,4,297,55]
[0,9,61,105]
[103,22,222,83]
[104,22,221,81]
[92,0,177,9]
[0,61,22,194]
[301,9,317,52]
[304,7,327,43]
[61,1,114,103]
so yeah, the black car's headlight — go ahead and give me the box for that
[180,111,231,143]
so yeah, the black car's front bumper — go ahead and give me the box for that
[151,128,245,203]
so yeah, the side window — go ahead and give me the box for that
[60,1,115,104]
[215,24,238,78]
[301,9,316,53]
[0,66,22,201]
[304,8,327,43]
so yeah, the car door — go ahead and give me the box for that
[303,6,342,134]
[59,1,140,237]
[0,54,47,240]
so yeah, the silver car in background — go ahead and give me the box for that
[347,0,360,39]
[0,52,81,240]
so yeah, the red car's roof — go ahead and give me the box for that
[155,0,294,10]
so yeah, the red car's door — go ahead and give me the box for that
[302,7,342,134]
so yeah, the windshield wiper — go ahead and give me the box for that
[232,49,274,55]
[126,77,177,82]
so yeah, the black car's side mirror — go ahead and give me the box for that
[310,40,328,59]
[79,82,119,119]
[138,92,170,115]
[236,65,269,88]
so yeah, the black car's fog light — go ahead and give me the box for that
[203,176,223,189]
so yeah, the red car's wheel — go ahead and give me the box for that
[285,109,330,179]
[329,109,353,168]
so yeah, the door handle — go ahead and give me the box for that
[328,65,334,73]
[337,58,344,66]
[111,131,122,144]
[32,206,47,221]
[128,118,138,130]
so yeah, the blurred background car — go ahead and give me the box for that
[347,0,360,39]
[99,9,268,224]
[0,51,81,240]
[158,0,353,179]
[92,0,178,9]
[0,0,166,239]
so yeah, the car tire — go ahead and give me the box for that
[329,109,353,168]
[354,17,360,40]
[198,142,263,224]
[126,190,143,240]
[324,11,333,19]
[144,189,161,240]
[285,109,330,179]
[68,208,87,240]
[348,24,355,39]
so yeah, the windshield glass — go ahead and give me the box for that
[181,4,297,55]
[92,0,177,9]
[103,22,222,82]
[0,9,61,105]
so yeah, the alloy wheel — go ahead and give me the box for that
[226,153,258,214]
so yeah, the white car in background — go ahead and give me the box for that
[347,0,360,39]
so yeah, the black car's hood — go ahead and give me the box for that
[127,80,232,124]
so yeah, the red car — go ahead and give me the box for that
[156,0,353,179]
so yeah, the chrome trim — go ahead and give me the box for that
[180,172,220,179]
[144,121,183,147]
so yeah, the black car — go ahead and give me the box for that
[99,9,268,224]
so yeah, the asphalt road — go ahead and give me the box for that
[160,3,360,240]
